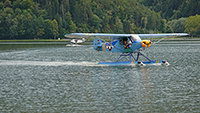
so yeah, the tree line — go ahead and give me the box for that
[0,0,199,40]
[138,0,200,21]
[138,0,200,37]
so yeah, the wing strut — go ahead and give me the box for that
[152,37,167,45]
[116,51,151,62]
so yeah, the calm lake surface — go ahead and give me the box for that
[0,41,200,112]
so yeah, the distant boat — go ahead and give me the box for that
[66,38,86,47]
[70,38,86,44]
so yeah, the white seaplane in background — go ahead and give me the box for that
[66,38,86,46]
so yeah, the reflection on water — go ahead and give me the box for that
[0,41,200,112]
[139,68,152,112]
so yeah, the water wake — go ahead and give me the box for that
[0,60,99,66]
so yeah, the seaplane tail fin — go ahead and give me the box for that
[93,39,103,51]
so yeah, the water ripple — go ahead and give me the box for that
[0,42,200,112]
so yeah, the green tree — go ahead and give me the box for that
[14,8,21,15]
[117,6,126,21]
[57,16,65,38]
[90,14,102,32]
[69,20,77,33]
[101,14,112,33]
[21,0,34,10]
[4,0,12,8]
[77,23,89,33]
[64,11,77,33]
[130,23,137,34]
[13,0,21,10]
[160,19,166,33]
[123,19,131,33]
[113,16,124,33]
[4,7,14,14]
[167,17,187,33]
[195,25,200,37]
[185,15,200,36]
[52,0,59,14]
[21,9,39,39]
[0,2,4,9]
[141,17,148,29]
[44,19,54,39]
[166,24,173,33]
[52,19,59,39]
[38,28,44,37]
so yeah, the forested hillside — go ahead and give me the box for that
[0,0,199,40]
[0,0,170,39]
[138,0,200,20]
[138,0,200,36]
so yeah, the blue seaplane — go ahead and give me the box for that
[65,33,189,66]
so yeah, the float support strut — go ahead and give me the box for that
[136,52,151,62]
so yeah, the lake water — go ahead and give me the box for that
[0,41,200,112]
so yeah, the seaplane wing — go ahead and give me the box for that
[65,33,189,40]
[138,33,189,38]
[65,33,130,38]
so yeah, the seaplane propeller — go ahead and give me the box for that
[141,40,152,48]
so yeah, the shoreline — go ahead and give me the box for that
[0,37,199,42]
[0,39,70,42]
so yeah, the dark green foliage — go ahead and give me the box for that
[167,18,187,33]
[138,0,200,36]
[184,15,200,37]
[138,0,200,20]
[1,0,198,39]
